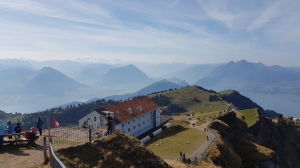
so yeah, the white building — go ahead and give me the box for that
[78,97,160,137]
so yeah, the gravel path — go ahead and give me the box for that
[187,120,216,159]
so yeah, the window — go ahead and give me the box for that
[143,122,145,124]
[133,119,135,122]
[133,126,135,129]
[94,117,96,121]
[147,119,149,122]
[128,121,130,124]
[128,128,130,132]
[138,124,140,127]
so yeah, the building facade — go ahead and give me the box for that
[78,97,160,137]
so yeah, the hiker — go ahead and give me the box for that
[204,128,206,132]
[105,113,114,136]
[207,136,209,141]
[14,123,22,138]
[180,151,182,159]
[187,158,191,165]
[6,120,13,139]
[36,117,44,136]
[0,120,3,150]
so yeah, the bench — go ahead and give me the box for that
[3,133,38,144]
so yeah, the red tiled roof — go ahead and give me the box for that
[94,97,160,124]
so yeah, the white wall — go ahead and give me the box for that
[155,108,160,127]
[115,109,158,137]
[78,111,105,129]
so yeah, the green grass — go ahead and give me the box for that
[149,85,229,118]
[146,120,206,158]
[240,108,258,127]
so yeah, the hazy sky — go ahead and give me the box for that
[0,0,300,66]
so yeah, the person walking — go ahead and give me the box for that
[14,123,22,138]
[36,117,44,136]
[0,120,4,150]
[180,151,182,159]
[207,135,209,141]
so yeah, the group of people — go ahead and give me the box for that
[0,117,44,150]
[180,151,192,165]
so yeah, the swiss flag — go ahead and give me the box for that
[54,118,60,128]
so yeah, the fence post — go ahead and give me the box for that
[43,136,47,163]
[89,125,92,143]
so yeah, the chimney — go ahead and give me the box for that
[139,105,142,111]
[128,108,132,114]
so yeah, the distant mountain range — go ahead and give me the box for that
[0,67,86,96]
[194,60,300,94]
[74,63,115,85]
[1,58,300,114]
[166,64,219,83]
[94,64,153,88]
[81,79,187,104]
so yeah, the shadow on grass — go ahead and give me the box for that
[146,125,189,144]
[232,139,275,163]
[0,143,43,156]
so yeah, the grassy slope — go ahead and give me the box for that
[147,120,206,159]
[240,108,258,127]
[146,86,229,158]
[149,86,229,120]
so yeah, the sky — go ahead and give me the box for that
[0,0,300,66]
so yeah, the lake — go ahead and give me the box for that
[240,92,300,119]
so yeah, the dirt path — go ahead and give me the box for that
[0,136,47,168]
[187,120,216,159]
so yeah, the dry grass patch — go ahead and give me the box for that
[232,139,276,163]
[204,136,242,168]
[56,130,171,168]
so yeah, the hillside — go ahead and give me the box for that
[219,90,277,117]
[201,112,278,167]
[255,117,300,167]
[56,130,171,168]
[194,60,300,95]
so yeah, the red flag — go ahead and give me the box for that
[54,118,60,128]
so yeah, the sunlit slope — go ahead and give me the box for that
[148,85,229,114]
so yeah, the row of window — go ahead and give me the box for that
[128,120,150,132]
[126,110,157,124]
[132,125,152,136]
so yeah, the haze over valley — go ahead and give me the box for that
[0,58,299,118]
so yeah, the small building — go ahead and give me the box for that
[283,116,293,121]
[293,118,299,121]
[78,97,160,137]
